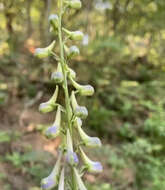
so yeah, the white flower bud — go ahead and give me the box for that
[65,129,79,166]
[51,62,64,83]
[80,147,103,173]
[34,41,56,58]
[70,78,94,96]
[76,118,102,147]
[49,14,59,30]
[67,45,80,58]
[65,0,82,9]
[39,86,59,113]
[45,106,61,138]
[63,28,84,41]
[68,67,76,79]
[71,91,88,119]
[41,152,62,189]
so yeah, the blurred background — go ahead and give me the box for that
[0,0,165,190]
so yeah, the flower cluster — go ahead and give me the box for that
[34,0,102,189]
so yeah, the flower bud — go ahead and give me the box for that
[58,168,65,190]
[39,86,59,113]
[45,106,61,138]
[65,129,79,166]
[73,168,87,190]
[68,67,76,79]
[80,148,103,173]
[75,106,88,119]
[76,118,102,147]
[41,152,62,189]
[70,78,94,96]
[51,62,64,83]
[34,41,56,58]
[63,28,84,41]
[49,14,59,30]
[71,91,88,119]
[65,0,82,9]
[67,46,80,58]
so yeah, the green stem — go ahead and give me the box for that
[58,0,72,133]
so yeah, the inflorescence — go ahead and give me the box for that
[34,0,102,189]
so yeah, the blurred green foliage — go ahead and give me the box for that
[1,0,165,189]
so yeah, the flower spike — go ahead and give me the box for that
[39,86,59,113]
[34,41,56,58]
[45,105,61,138]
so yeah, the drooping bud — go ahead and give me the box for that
[64,0,82,9]
[63,28,84,41]
[34,41,56,58]
[67,46,80,58]
[51,62,64,83]
[65,129,79,166]
[76,118,102,147]
[73,168,87,190]
[68,67,76,79]
[58,168,65,190]
[45,106,61,138]
[70,77,94,96]
[41,152,62,189]
[80,147,103,173]
[71,91,88,119]
[49,14,59,31]
[39,86,59,113]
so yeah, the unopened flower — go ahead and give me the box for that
[76,118,102,147]
[73,168,87,190]
[63,28,84,41]
[68,46,80,58]
[45,106,61,138]
[58,168,65,190]
[80,147,103,173]
[70,77,94,96]
[67,67,76,79]
[41,152,62,189]
[34,41,56,58]
[51,62,64,83]
[65,129,79,166]
[64,0,82,9]
[71,91,88,119]
[39,86,59,113]
[49,14,59,31]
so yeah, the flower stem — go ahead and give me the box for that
[58,0,72,133]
